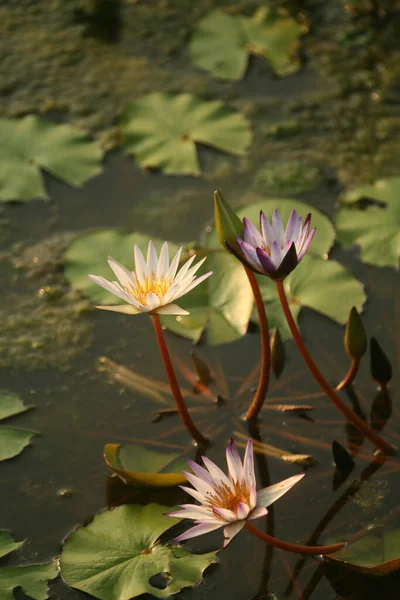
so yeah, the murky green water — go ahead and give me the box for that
[0,1,399,599]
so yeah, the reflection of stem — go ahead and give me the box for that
[275,281,395,456]
[151,315,208,446]
[336,358,359,390]
[244,268,271,421]
[244,522,346,556]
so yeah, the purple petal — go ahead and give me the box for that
[183,471,214,496]
[238,239,263,271]
[272,210,285,245]
[236,502,251,520]
[292,216,303,243]
[212,506,237,522]
[284,210,297,242]
[175,521,223,542]
[202,456,232,488]
[180,485,206,504]
[298,227,316,261]
[243,217,264,247]
[256,247,276,274]
[223,521,245,548]
[243,439,256,490]
[260,211,274,245]
[256,474,304,508]
[270,241,283,268]
[226,439,243,482]
[187,459,214,485]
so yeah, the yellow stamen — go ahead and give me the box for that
[206,480,251,514]
[126,275,172,306]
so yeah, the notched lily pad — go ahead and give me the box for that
[0,391,37,462]
[120,93,252,175]
[104,443,188,487]
[336,177,400,268]
[324,528,400,576]
[60,503,218,600]
[189,8,305,81]
[0,530,57,600]
[0,115,103,202]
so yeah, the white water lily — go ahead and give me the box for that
[168,439,304,547]
[88,241,212,316]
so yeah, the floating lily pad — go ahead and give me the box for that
[336,178,400,268]
[256,255,366,339]
[189,8,304,81]
[0,115,103,202]
[104,443,188,487]
[325,528,400,576]
[0,392,36,462]
[60,504,218,600]
[121,93,252,175]
[0,531,57,600]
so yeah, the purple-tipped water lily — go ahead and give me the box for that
[235,209,316,280]
[88,241,212,316]
[168,439,304,548]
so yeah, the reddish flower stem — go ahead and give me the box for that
[275,280,395,456]
[151,314,208,446]
[336,358,359,391]
[244,267,271,421]
[244,522,346,556]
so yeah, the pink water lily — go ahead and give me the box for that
[88,241,212,316]
[168,439,304,548]
[235,209,316,280]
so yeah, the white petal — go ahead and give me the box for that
[183,471,215,496]
[175,521,223,542]
[181,256,207,281]
[226,439,243,482]
[168,504,215,521]
[174,271,212,299]
[95,304,142,314]
[272,209,285,244]
[107,257,134,288]
[260,212,274,246]
[187,459,215,485]
[173,254,197,283]
[155,304,189,316]
[202,456,232,489]
[256,474,304,508]
[162,282,181,304]
[134,244,147,285]
[243,439,256,490]
[180,485,208,504]
[212,507,237,522]
[248,506,268,520]
[243,217,263,247]
[145,292,160,308]
[167,247,182,280]
[156,242,169,279]
[270,241,282,268]
[146,240,158,276]
[223,521,245,547]
[236,502,251,520]
[88,275,140,307]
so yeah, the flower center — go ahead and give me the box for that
[126,275,171,306]
[206,480,251,514]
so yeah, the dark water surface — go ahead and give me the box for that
[0,1,400,599]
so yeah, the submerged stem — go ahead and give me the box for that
[151,314,208,446]
[244,522,346,556]
[275,281,395,456]
[336,358,359,391]
[244,268,271,421]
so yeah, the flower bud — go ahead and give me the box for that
[344,307,367,360]
[370,337,392,385]
[213,190,243,253]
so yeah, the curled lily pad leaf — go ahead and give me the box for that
[336,178,400,268]
[60,504,218,599]
[0,115,103,202]
[190,8,304,81]
[0,391,37,462]
[121,93,252,175]
[324,528,400,576]
[104,443,188,487]
[0,531,57,600]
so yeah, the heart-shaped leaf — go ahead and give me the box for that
[0,115,103,202]
[190,8,304,80]
[104,443,188,487]
[336,177,400,268]
[0,391,37,462]
[0,531,24,559]
[60,504,218,599]
[121,93,252,175]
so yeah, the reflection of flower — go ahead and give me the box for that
[168,439,303,547]
[236,209,316,280]
[88,241,212,316]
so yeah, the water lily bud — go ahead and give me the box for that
[270,328,285,378]
[344,307,367,360]
[213,190,243,253]
[370,337,392,385]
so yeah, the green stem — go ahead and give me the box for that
[275,281,395,456]
[244,267,271,421]
[151,315,208,446]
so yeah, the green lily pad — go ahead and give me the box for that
[0,115,103,202]
[120,93,252,175]
[104,443,188,487]
[60,504,218,600]
[0,392,36,462]
[189,8,304,81]
[255,255,366,339]
[325,528,400,576]
[336,177,400,268]
[0,531,57,600]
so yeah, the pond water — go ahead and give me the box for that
[0,1,399,599]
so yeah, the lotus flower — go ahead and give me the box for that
[88,241,212,316]
[235,209,316,280]
[168,439,304,547]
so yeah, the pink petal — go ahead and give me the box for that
[236,502,251,520]
[223,521,245,547]
[180,485,207,504]
[248,506,268,520]
[243,439,256,490]
[226,439,243,482]
[183,471,215,496]
[256,474,304,508]
[175,521,223,542]
[212,507,237,522]
[202,456,232,489]
[187,459,214,485]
